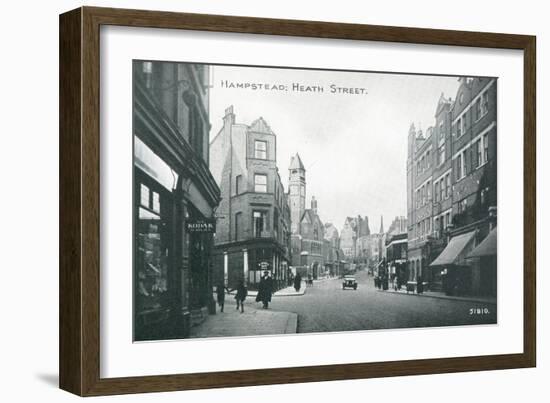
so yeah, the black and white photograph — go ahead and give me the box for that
[133,60,498,342]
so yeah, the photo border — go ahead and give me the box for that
[59,6,536,396]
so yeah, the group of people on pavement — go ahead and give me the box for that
[215,270,275,313]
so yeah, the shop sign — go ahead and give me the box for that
[258,261,270,270]
[185,219,216,233]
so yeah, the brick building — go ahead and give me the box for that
[210,107,291,291]
[406,77,497,296]
[288,154,332,279]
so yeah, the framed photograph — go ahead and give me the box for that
[59,6,536,396]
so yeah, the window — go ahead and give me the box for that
[458,198,468,214]
[438,143,445,166]
[439,122,445,141]
[475,139,483,168]
[481,91,489,115]
[461,115,467,135]
[456,153,464,180]
[152,192,160,213]
[435,181,440,203]
[426,218,431,233]
[434,217,439,236]
[235,212,242,240]
[446,174,451,199]
[314,227,319,240]
[254,140,267,159]
[254,174,267,193]
[427,181,431,202]
[253,211,267,238]
[446,212,452,227]
[235,175,242,195]
[426,151,431,168]
[457,117,462,137]
[140,184,150,207]
[475,98,482,121]
[142,61,153,88]
[483,133,489,164]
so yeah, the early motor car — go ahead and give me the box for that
[342,275,358,290]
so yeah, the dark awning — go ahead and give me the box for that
[430,231,476,266]
[468,227,497,258]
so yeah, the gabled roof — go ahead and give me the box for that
[289,153,305,170]
[301,209,323,227]
[435,92,451,116]
[249,117,274,134]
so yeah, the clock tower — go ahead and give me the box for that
[288,153,306,235]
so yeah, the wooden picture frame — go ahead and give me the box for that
[59,6,536,396]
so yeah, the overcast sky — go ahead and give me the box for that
[209,65,460,233]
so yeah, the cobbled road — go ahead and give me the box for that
[270,271,497,334]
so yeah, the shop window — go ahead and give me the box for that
[135,180,170,334]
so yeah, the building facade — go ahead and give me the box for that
[288,154,331,279]
[406,77,497,296]
[210,107,291,291]
[340,215,370,262]
[324,223,343,276]
[133,61,221,341]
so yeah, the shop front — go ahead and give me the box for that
[133,64,220,341]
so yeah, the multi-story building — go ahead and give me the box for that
[324,223,343,276]
[407,77,497,296]
[210,106,291,291]
[387,216,408,237]
[340,215,370,261]
[288,153,330,279]
[385,216,408,284]
[133,61,221,340]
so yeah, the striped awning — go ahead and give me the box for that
[430,231,476,266]
[468,227,497,258]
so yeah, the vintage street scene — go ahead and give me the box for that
[133,61,497,341]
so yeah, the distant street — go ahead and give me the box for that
[268,271,497,333]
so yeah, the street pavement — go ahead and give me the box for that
[269,271,497,334]
[190,300,298,339]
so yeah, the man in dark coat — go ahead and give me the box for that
[256,271,273,309]
[293,272,302,292]
[234,279,247,313]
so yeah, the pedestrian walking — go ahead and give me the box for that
[235,279,247,313]
[416,274,424,294]
[293,272,302,292]
[216,281,227,312]
[256,270,273,309]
